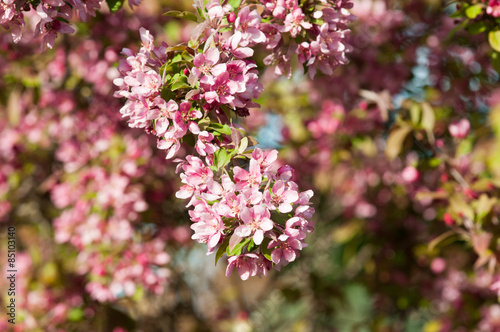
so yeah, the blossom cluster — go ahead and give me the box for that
[112,0,357,279]
[258,0,356,78]
[199,0,356,78]
[484,0,500,17]
[0,0,138,50]
[175,148,315,279]
[50,123,172,302]
[113,27,263,159]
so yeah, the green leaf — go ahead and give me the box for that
[475,194,497,222]
[385,125,412,160]
[409,103,421,125]
[197,118,211,131]
[106,0,123,12]
[171,81,191,91]
[466,22,487,35]
[428,231,457,252]
[421,102,435,144]
[489,31,500,52]
[208,123,232,135]
[465,4,483,19]
[261,237,272,261]
[167,45,188,52]
[449,194,474,221]
[246,239,257,253]
[227,0,241,10]
[163,10,199,22]
[448,19,469,38]
[238,137,249,154]
[67,308,84,322]
[214,148,228,169]
[227,237,251,256]
[183,133,196,147]
[161,88,176,101]
[215,236,230,265]
[492,52,500,73]
[456,138,473,156]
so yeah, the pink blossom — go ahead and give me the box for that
[192,48,221,80]
[487,0,500,17]
[226,253,259,280]
[401,166,419,183]
[281,7,312,38]
[0,0,15,25]
[203,72,240,105]
[233,158,262,188]
[234,7,266,46]
[268,234,306,270]
[195,131,219,156]
[265,180,299,213]
[206,0,231,20]
[449,119,470,139]
[235,205,274,245]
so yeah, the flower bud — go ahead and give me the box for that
[277,165,294,181]
[443,213,454,226]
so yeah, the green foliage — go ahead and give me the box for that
[163,10,200,22]
[106,0,124,13]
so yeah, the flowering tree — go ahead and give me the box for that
[2,0,500,331]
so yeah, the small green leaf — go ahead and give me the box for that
[163,10,199,22]
[197,118,211,131]
[227,237,251,256]
[183,133,196,147]
[421,102,435,144]
[409,103,421,125]
[215,236,230,265]
[475,194,497,222]
[208,123,232,135]
[465,4,483,19]
[385,125,413,160]
[489,31,500,52]
[228,234,243,252]
[467,22,487,35]
[449,194,475,221]
[492,52,500,73]
[106,0,123,12]
[261,237,272,261]
[161,88,176,102]
[167,45,188,52]
[238,137,249,154]
[246,239,257,252]
[67,308,84,322]
[171,81,190,91]
[428,231,457,252]
[227,0,241,10]
[214,148,228,169]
